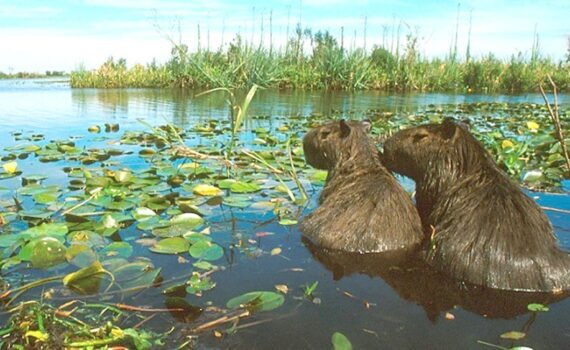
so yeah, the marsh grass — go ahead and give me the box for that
[70,23,570,93]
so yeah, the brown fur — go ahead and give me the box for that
[382,118,570,292]
[300,120,423,253]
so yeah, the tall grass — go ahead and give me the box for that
[70,26,570,93]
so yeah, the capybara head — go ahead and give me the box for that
[303,119,372,170]
[382,118,486,181]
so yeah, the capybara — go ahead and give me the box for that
[300,120,423,252]
[382,118,570,292]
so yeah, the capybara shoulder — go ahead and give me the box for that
[382,118,570,292]
[300,120,423,253]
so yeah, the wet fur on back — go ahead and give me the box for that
[300,120,423,253]
[382,119,570,292]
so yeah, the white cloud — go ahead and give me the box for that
[0,5,62,19]
[1,1,568,72]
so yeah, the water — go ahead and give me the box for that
[0,78,569,349]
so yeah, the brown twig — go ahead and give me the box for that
[114,303,185,313]
[539,76,570,177]
[190,309,250,333]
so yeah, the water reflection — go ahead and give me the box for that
[305,239,569,322]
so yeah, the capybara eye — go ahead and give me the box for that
[320,131,330,139]
[413,134,427,142]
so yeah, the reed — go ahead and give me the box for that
[70,27,570,93]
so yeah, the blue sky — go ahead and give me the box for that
[1,0,569,72]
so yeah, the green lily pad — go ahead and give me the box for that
[189,240,224,261]
[63,260,106,287]
[100,242,133,258]
[30,237,67,268]
[226,291,284,312]
[527,303,549,312]
[185,273,215,295]
[230,181,261,193]
[279,218,298,226]
[193,184,223,196]
[149,237,190,254]
[332,332,353,350]
[500,331,526,340]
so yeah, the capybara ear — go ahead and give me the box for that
[440,118,460,140]
[361,119,372,133]
[340,119,351,138]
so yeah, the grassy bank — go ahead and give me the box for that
[70,30,570,92]
[0,71,67,79]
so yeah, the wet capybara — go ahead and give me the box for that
[382,118,570,292]
[300,120,423,252]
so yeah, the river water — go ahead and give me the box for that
[0,78,569,349]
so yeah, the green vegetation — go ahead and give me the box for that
[70,28,570,92]
[0,71,66,79]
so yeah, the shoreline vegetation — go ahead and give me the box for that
[0,71,66,80]
[68,24,570,93]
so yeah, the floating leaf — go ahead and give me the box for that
[170,213,204,227]
[114,170,133,183]
[189,240,223,261]
[279,218,298,226]
[271,247,282,256]
[527,303,549,312]
[150,237,190,254]
[226,291,284,312]
[132,207,157,220]
[193,184,223,196]
[217,179,236,189]
[332,332,353,350]
[309,170,328,184]
[88,125,101,133]
[2,161,18,174]
[526,121,539,131]
[30,237,67,268]
[101,242,133,258]
[63,261,105,287]
[500,331,526,340]
[222,196,251,208]
[193,261,216,270]
[185,273,215,294]
[65,244,98,267]
[275,284,288,294]
[230,181,261,193]
[20,222,68,241]
[501,140,514,149]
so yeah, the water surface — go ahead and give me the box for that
[0,78,569,349]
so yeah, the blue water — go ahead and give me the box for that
[1,78,569,349]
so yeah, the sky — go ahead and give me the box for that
[1,0,569,73]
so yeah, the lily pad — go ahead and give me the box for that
[226,291,284,312]
[230,181,261,193]
[149,237,190,254]
[30,237,67,268]
[332,332,353,350]
[189,240,223,261]
[193,184,223,196]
